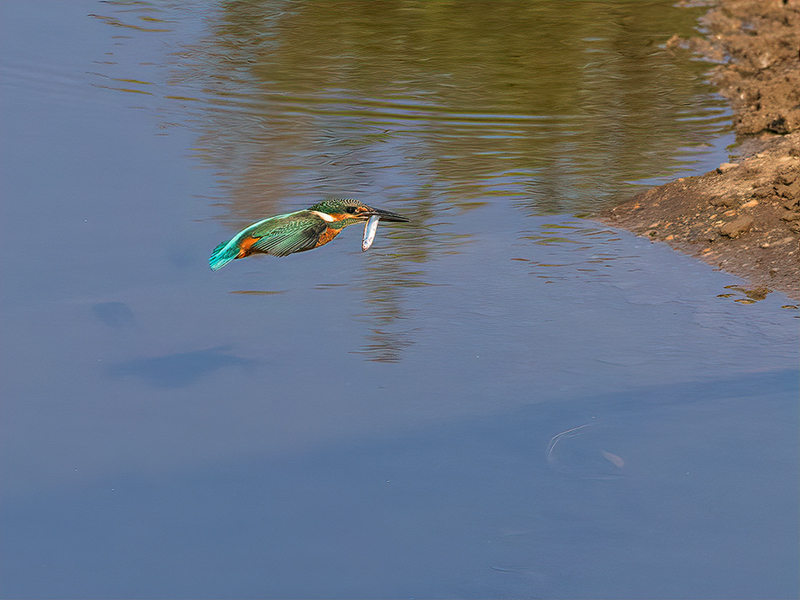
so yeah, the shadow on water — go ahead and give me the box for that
[91,301,136,328]
[106,346,255,388]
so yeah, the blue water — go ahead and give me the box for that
[1,1,797,598]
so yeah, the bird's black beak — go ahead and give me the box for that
[365,207,410,223]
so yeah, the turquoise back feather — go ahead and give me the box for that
[209,239,240,270]
[208,211,301,270]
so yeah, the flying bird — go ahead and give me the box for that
[209,198,409,270]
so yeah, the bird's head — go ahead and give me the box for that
[309,198,409,229]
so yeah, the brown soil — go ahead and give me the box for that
[598,0,800,300]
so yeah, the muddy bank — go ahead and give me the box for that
[599,0,800,300]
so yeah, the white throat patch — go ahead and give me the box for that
[310,210,335,222]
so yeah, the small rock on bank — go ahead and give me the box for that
[719,216,753,238]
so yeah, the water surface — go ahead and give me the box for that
[1,1,797,598]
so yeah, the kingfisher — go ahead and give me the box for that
[209,198,409,270]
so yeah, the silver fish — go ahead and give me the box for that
[362,215,380,252]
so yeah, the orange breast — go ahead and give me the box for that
[237,236,260,258]
[314,227,341,248]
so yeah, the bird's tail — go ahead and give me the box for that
[209,239,239,270]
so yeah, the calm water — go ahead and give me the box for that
[1,1,798,598]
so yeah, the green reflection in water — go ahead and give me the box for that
[183,0,727,216]
[720,285,772,304]
[94,0,732,361]
[186,0,727,361]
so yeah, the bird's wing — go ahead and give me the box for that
[248,212,328,257]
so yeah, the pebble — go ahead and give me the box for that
[709,196,733,207]
[754,53,774,70]
[719,215,753,238]
[717,162,738,174]
[740,199,758,209]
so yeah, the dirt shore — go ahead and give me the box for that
[598,0,800,300]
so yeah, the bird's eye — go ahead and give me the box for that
[345,206,357,214]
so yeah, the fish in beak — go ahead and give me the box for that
[360,206,408,251]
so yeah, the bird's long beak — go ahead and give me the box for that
[364,207,410,223]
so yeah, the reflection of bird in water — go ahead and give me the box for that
[209,198,409,270]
